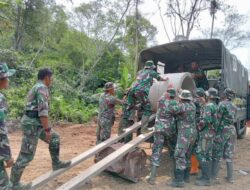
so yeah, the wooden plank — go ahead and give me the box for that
[30,115,156,190]
[56,132,154,190]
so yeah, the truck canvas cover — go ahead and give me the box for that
[138,39,248,98]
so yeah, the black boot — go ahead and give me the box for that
[145,165,157,185]
[211,159,220,184]
[195,161,211,186]
[184,167,191,183]
[50,145,71,171]
[226,162,234,183]
[170,169,185,187]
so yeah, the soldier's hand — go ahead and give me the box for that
[5,158,14,168]
[45,131,52,143]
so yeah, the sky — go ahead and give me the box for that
[58,0,250,69]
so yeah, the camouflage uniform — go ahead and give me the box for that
[170,90,196,187]
[196,101,218,162]
[151,92,182,167]
[0,63,16,190]
[96,93,118,144]
[214,99,237,161]
[11,81,68,187]
[195,88,218,186]
[0,93,12,190]
[119,60,162,140]
[191,68,209,90]
[174,101,197,170]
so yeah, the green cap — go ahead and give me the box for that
[224,88,235,100]
[104,82,114,91]
[167,84,176,97]
[195,88,205,97]
[0,63,16,79]
[179,90,193,101]
[144,60,156,69]
[206,88,219,99]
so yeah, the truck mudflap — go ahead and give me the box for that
[94,143,147,182]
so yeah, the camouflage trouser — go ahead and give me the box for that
[151,127,177,166]
[212,133,223,161]
[126,88,152,117]
[10,115,60,185]
[118,117,134,143]
[96,117,114,144]
[222,126,236,162]
[196,129,215,162]
[174,128,197,170]
[0,161,12,190]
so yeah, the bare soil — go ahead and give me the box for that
[6,121,250,190]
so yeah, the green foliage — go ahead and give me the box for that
[207,70,220,79]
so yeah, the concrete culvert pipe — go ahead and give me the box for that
[149,72,196,112]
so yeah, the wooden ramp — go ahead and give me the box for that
[30,115,155,190]
[56,132,154,190]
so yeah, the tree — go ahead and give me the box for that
[202,4,250,50]
[155,0,208,41]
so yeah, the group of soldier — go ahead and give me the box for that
[0,63,71,190]
[0,59,237,190]
[97,60,237,187]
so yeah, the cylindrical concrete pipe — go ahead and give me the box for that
[149,72,196,112]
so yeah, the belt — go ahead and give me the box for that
[25,111,39,118]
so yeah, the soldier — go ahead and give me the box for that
[170,90,197,187]
[0,63,16,190]
[190,61,209,90]
[146,85,181,185]
[195,88,219,186]
[10,68,71,190]
[96,82,123,144]
[119,60,167,138]
[211,88,237,183]
[190,88,206,175]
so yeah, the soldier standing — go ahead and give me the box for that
[195,88,219,186]
[11,68,71,190]
[190,88,206,175]
[190,61,209,90]
[0,63,16,190]
[170,90,197,187]
[96,82,123,144]
[211,88,237,183]
[146,85,181,185]
[119,60,167,138]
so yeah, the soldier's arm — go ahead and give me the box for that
[151,70,168,81]
[37,87,51,142]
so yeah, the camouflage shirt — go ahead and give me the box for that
[98,93,118,120]
[218,99,237,127]
[200,101,218,132]
[191,68,209,90]
[132,68,161,94]
[194,97,205,123]
[178,101,196,130]
[154,93,182,132]
[25,81,49,117]
[0,92,11,161]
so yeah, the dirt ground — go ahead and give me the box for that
[6,121,250,190]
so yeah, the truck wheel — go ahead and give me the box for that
[237,120,247,139]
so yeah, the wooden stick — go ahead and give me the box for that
[56,132,154,190]
[30,115,155,190]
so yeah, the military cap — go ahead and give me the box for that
[104,82,115,91]
[195,88,206,97]
[206,88,219,99]
[167,84,176,97]
[179,89,193,101]
[0,63,16,79]
[144,60,156,69]
[224,88,235,100]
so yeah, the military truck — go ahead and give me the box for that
[138,39,248,139]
